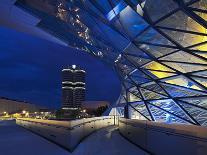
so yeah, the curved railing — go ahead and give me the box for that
[16,116,116,152]
[119,118,207,155]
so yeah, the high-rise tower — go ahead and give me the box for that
[62,65,86,109]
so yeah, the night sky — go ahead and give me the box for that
[0,26,121,109]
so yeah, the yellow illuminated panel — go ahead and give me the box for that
[189,11,207,51]
[144,61,176,78]
[194,78,207,88]
[149,71,175,78]
[196,52,207,58]
[164,76,202,90]
[144,61,175,72]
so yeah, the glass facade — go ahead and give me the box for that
[15,0,207,126]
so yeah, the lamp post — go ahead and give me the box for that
[22,110,26,114]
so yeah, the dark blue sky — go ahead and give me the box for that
[0,26,121,108]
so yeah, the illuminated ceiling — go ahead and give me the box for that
[4,0,207,126]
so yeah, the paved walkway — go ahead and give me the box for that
[0,120,148,155]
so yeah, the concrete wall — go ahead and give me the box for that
[16,116,115,151]
[119,118,207,155]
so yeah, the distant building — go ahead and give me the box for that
[62,65,86,109]
[0,97,46,114]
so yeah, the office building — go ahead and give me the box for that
[62,65,86,109]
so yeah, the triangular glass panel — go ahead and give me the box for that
[178,102,207,126]
[159,83,207,97]
[191,43,207,51]
[194,51,207,59]
[162,75,203,91]
[194,11,207,22]
[123,43,150,59]
[140,88,168,100]
[143,61,176,72]
[135,27,175,46]
[190,1,206,10]
[118,95,127,104]
[143,69,177,79]
[163,62,207,73]
[159,28,207,47]
[130,102,152,120]
[129,69,152,84]
[158,10,207,47]
[130,69,151,79]
[179,97,207,109]
[111,5,148,38]
[191,70,207,77]
[130,76,152,85]
[128,92,141,102]
[128,86,142,99]
[160,51,207,64]
[143,0,178,22]
[141,82,168,96]
[192,76,207,87]
[149,99,194,123]
[148,104,190,124]
[138,44,175,58]
[158,10,207,33]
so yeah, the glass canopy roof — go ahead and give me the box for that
[15,0,207,126]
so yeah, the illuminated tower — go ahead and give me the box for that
[62,65,86,109]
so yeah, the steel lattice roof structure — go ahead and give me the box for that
[1,0,207,126]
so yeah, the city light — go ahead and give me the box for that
[22,110,26,114]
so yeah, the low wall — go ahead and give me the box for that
[16,116,115,151]
[119,118,207,155]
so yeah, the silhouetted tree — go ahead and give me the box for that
[95,105,108,116]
